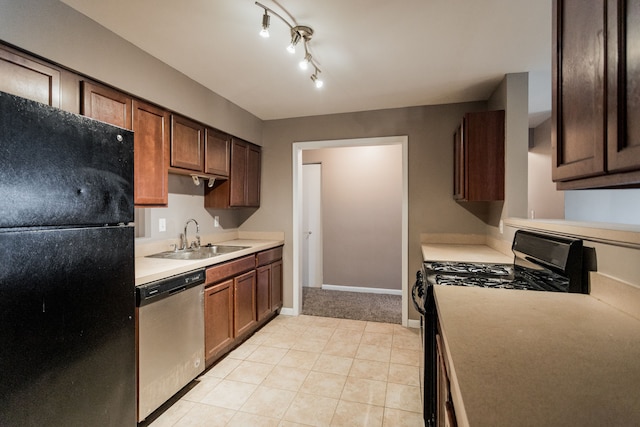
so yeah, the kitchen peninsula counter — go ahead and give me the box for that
[434,285,640,426]
[421,243,512,264]
[135,238,284,286]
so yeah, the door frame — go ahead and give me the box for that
[292,136,409,326]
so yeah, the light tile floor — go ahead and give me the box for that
[147,315,424,427]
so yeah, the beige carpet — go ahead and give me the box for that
[301,287,401,324]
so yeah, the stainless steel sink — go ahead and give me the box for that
[146,245,250,260]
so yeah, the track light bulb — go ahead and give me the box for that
[311,73,323,89]
[260,11,270,38]
[299,53,312,70]
[287,31,301,53]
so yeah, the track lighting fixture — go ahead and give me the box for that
[260,9,270,38]
[255,1,325,89]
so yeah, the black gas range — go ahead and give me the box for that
[412,230,587,427]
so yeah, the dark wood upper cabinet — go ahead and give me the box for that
[170,114,205,171]
[133,100,170,206]
[205,138,261,208]
[81,81,133,130]
[553,0,640,189]
[205,129,231,177]
[80,81,169,206]
[0,46,61,108]
[246,143,261,207]
[453,110,505,202]
[607,0,640,174]
[552,0,606,182]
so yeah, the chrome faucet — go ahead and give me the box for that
[181,218,200,250]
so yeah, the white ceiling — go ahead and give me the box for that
[60,0,552,124]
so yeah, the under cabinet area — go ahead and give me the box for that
[552,0,640,189]
[453,110,505,201]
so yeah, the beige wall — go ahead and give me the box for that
[303,145,403,290]
[486,72,530,242]
[529,118,564,219]
[242,104,490,316]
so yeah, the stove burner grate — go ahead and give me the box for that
[425,261,513,277]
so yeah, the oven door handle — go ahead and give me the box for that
[411,271,426,316]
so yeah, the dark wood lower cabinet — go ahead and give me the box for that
[234,270,257,337]
[256,258,283,322]
[204,280,234,363]
[204,249,282,367]
[270,260,283,312]
[256,265,271,322]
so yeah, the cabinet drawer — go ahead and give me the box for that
[206,255,254,284]
[256,246,283,267]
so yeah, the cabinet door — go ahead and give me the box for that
[234,270,257,337]
[204,280,234,364]
[229,139,248,206]
[133,100,170,206]
[256,265,271,321]
[453,111,504,201]
[270,260,283,312]
[171,114,205,171]
[81,81,132,130]
[607,0,640,173]
[205,129,230,176]
[452,124,465,200]
[0,47,61,108]
[246,143,261,207]
[552,0,606,181]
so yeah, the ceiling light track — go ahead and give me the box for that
[255,1,324,89]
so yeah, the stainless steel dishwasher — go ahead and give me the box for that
[136,269,206,422]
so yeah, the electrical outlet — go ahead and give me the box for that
[159,218,166,232]
[499,219,504,234]
[214,216,220,228]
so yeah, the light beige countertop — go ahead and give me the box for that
[434,285,640,426]
[422,243,513,264]
[135,239,284,286]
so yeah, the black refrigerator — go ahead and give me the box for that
[0,92,136,425]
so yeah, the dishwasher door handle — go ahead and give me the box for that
[168,285,187,295]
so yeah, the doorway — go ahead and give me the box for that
[292,136,409,326]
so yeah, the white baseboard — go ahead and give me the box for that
[279,307,295,316]
[406,319,421,329]
[280,306,419,329]
[320,284,402,296]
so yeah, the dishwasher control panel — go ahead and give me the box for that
[136,269,205,307]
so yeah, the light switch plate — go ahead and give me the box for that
[159,218,166,232]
